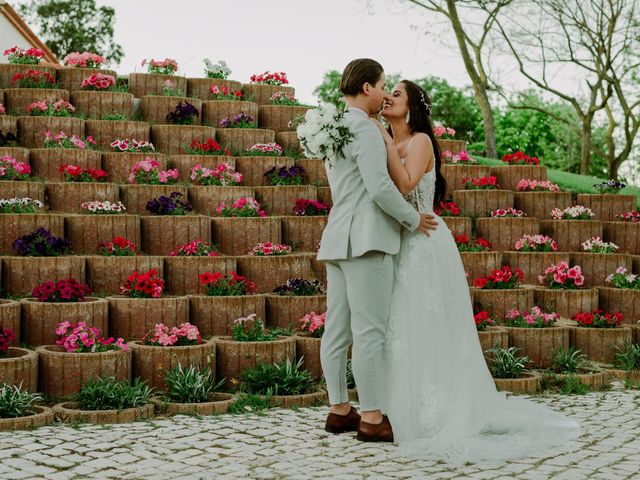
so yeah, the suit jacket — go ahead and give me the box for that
[317,107,420,261]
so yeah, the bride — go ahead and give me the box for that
[373,80,581,462]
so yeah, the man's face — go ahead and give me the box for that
[368,73,386,114]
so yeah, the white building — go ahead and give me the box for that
[0,1,59,65]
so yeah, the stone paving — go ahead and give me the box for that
[1,386,640,480]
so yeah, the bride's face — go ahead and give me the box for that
[381,83,408,120]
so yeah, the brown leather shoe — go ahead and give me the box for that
[356,415,394,442]
[324,406,361,434]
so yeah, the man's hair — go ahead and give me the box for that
[340,58,384,96]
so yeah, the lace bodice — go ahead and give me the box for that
[404,167,436,214]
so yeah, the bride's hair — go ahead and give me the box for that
[397,80,446,207]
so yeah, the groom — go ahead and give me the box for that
[318,58,438,442]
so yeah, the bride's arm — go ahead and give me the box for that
[373,122,434,196]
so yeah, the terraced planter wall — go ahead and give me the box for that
[254,185,317,216]
[540,220,603,252]
[21,297,108,347]
[475,217,540,252]
[602,221,640,255]
[452,190,514,217]
[46,182,120,213]
[441,164,492,199]
[295,333,323,379]
[150,125,216,155]
[438,139,466,155]
[187,78,242,100]
[0,115,17,135]
[513,191,573,220]
[0,146,29,164]
[570,326,633,364]
[65,214,140,255]
[490,165,548,191]
[170,154,233,182]
[533,288,599,320]
[316,187,332,208]
[4,88,69,115]
[211,217,281,255]
[471,288,534,319]
[163,256,236,295]
[258,105,311,132]
[58,67,117,91]
[53,402,153,424]
[281,216,328,252]
[28,148,102,181]
[503,251,570,286]
[129,339,216,390]
[70,91,134,119]
[0,64,56,89]
[0,406,53,431]
[140,95,202,125]
[101,152,167,183]
[493,372,540,394]
[576,194,636,221]
[0,347,38,392]
[296,158,327,186]
[241,84,295,106]
[234,155,294,186]
[0,300,21,346]
[477,326,509,365]
[216,128,274,153]
[268,391,327,408]
[107,296,189,341]
[275,131,301,154]
[459,251,502,287]
[504,326,570,368]
[152,392,235,416]
[118,184,188,215]
[236,254,315,293]
[1,256,86,296]
[189,295,266,337]
[16,116,85,148]
[0,213,65,255]
[140,215,211,256]
[85,120,150,150]
[441,216,472,238]
[569,252,632,287]
[129,73,187,98]
[215,336,296,387]
[596,287,640,325]
[201,100,259,128]
[265,295,327,330]
[0,180,45,204]
[188,186,254,216]
[37,345,132,398]
[85,255,164,296]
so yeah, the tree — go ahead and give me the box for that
[18,0,124,66]
[486,0,639,176]
[393,0,514,158]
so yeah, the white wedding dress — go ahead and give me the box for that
[382,159,581,463]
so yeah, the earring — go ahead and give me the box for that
[405,111,410,123]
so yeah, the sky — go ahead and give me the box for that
[13,0,485,103]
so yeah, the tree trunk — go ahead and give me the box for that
[581,117,592,175]
[476,87,498,158]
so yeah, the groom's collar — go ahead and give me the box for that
[345,107,369,118]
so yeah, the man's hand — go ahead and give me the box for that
[417,213,438,236]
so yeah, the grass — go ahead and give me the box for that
[474,156,640,209]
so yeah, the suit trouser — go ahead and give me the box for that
[320,250,393,411]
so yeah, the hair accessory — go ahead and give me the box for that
[420,91,432,116]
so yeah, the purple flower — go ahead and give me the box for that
[12,227,71,256]
[145,192,192,215]
[166,101,199,125]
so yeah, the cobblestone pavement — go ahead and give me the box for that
[1,387,640,480]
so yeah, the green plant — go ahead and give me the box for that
[613,342,640,371]
[102,113,129,121]
[231,315,292,342]
[561,375,589,395]
[75,377,152,410]
[551,347,587,374]
[164,364,224,403]
[346,360,356,389]
[0,383,42,418]
[239,358,317,396]
[487,346,529,379]
[228,393,273,414]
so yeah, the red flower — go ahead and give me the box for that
[474,278,488,288]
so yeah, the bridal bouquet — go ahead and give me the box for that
[296,103,354,167]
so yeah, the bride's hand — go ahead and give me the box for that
[371,119,393,144]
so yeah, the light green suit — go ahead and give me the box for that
[318,107,421,410]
